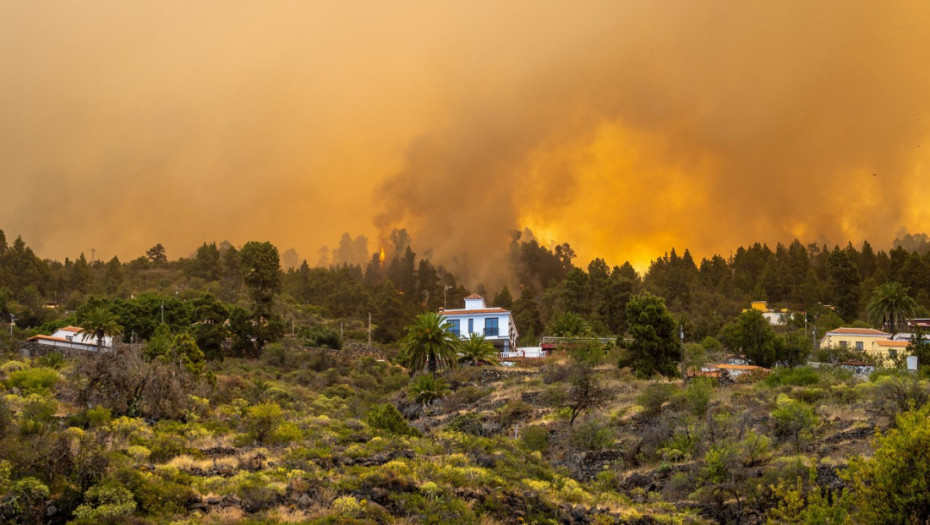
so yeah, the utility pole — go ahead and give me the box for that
[9,314,14,340]
[680,324,686,382]
[368,313,372,346]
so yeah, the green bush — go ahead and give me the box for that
[521,425,549,452]
[445,413,485,436]
[539,384,568,407]
[572,419,615,451]
[498,399,533,427]
[685,377,714,417]
[771,394,818,451]
[442,385,488,410]
[568,340,610,365]
[147,432,188,463]
[86,406,112,428]
[37,351,64,369]
[71,481,137,524]
[765,366,821,387]
[365,403,418,436]
[407,374,450,406]
[4,476,50,523]
[309,326,342,350]
[19,394,58,435]
[661,430,697,461]
[245,402,284,444]
[636,382,676,418]
[323,383,356,399]
[232,472,286,512]
[846,403,930,524]
[541,363,572,384]
[794,386,826,404]
[5,367,59,394]
[113,467,198,516]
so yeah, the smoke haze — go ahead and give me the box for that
[3,2,930,280]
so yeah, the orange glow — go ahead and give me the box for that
[2,2,930,284]
[379,247,386,265]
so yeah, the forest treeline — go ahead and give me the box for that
[2,227,930,351]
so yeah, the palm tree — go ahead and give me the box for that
[407,374,451,407]
[458,333,499,366]
[399,312,460,375]
[867,282,918,336]
[548,311,591,337]
[78,306,122,352]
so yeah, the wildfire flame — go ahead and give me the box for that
[378,246,386,264]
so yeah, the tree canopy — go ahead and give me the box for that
[399,312,460,375]
[867,281,918,335]
[621,292,680,378]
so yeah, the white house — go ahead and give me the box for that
[439,295,518,352]
[749,301,792,326]
[27,326,112,352]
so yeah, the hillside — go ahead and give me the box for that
[1,342,925,524]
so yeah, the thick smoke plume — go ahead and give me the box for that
[3,2,930,281]
[376,2,930,280]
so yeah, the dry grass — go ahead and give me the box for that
[203,506,245,524]
[191,433,236,450]
[267,505,319,523]
[165,454,240,472]
[817,403,869,423]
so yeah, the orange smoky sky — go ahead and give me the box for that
[2,2,930,280]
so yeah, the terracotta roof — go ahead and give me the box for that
[28,335,68,342]
[440,308,510,316]
[465,294,484,299]
[876,340,911,348]
[27,334,94,344]
[827,327,890,336]
[60,326,83,332]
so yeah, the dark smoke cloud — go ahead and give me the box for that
[2,2,929,281]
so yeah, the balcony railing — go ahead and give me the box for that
[484,327,499,337]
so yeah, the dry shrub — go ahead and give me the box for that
[268,506,316,523]
[204,506,245,524]
[67,350,198,420]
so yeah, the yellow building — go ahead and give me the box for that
[746,301,792,325]
[819,327,908,365]
[872,340,911,364]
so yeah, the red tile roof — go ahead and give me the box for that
[28,334,93,344]
[440,308,510,316]
[876,340,910,348]
[827,327,890,336]
[465,294,484,299]
[28,335,68,342]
